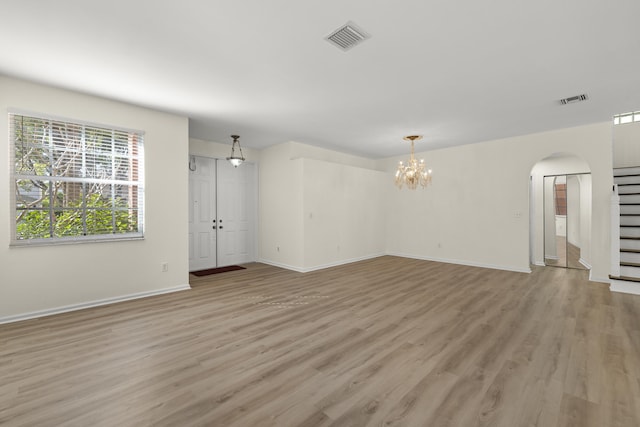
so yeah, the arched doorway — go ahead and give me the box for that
[529,153,592,270]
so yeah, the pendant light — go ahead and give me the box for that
[227,134,245,167]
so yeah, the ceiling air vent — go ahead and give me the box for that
[560,94,589,105]
[325,21,370,51]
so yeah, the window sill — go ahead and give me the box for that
[10,234,144,248]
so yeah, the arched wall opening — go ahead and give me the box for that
[529,153,592,269]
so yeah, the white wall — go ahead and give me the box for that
[258,142,304,269]
[302,158,387,270]
[384,122,612,281]
[190,137,260,163]
[0,76,190,321]
[613,121,640,168]
[289,141,382,171]
[258,141,386,272]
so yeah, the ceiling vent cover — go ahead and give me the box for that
[325,21,370,51]
[560,94,589,105]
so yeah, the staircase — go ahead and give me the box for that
[610,166,640,294]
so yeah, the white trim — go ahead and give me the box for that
[579,258,592,270]
[258,253,385,273]
[0,284,191,325]
[610,279,640,295]
[590,274,609,284]
[258,259,306,273]
[387,252,532,274]
[301,253,386,273]
[544,255,560,261]
[11,234,144,248]
[533,261,546,267]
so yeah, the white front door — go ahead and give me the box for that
[188,156,217,271]
[217,160,255,267]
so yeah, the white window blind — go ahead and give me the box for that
[9,113,144,244]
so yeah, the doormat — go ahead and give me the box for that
[191,265,246,277]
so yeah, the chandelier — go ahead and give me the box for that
[227,134,245,167]
[395,135,432,189]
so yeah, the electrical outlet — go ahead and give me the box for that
[161,262,169,272]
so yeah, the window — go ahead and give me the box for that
[10,113,144,245]
[613,111,640,125]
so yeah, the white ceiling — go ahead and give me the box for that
[1,0,639,158]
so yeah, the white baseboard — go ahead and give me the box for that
[300,253,386,273]
[387,252,532,274]
[610,279,640,295]
[0,284,191,325]
[258,259,306,273]
[589,274,609,284]
[259,253,385,273]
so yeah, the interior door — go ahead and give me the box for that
[188,156,217,271]
[216,160,254,267]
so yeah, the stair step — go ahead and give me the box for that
[621,261,640,267]
[614,166,640,176]
[609,274,640,283]
[621,252,640,263]
[620,239,640,251]
[619,194,640,203]
[620,264,640,277]
[618,185,640,194]
[620,227,640,239]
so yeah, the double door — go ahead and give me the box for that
[188,156,255,271]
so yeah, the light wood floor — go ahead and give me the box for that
[545,237,587,270]
[1,256,640,426]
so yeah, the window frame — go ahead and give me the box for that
[9,111,145,246]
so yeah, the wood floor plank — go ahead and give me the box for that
[556,393,600,427]
[1,257,640,426]
[475,359,529,427]
[516,377,564,427]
